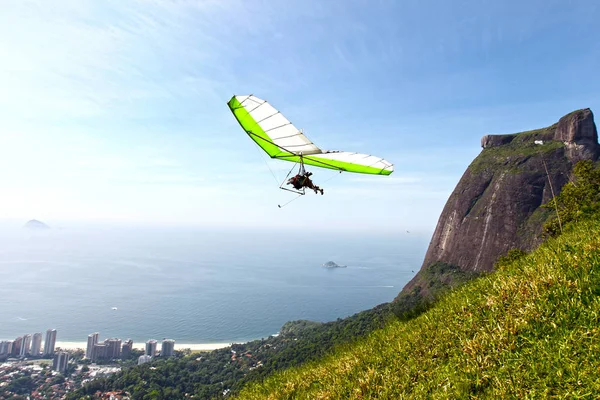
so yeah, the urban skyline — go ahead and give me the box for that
[1,329,181,360]
[84,332,176,363]
[0,327,57,359]
[1,327,179,376]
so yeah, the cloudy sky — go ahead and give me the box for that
[1,0,599,232]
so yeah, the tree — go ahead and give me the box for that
[544,160,600,235]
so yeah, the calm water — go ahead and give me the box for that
[0,226,428,344]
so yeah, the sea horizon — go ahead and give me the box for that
[0,224,429,344]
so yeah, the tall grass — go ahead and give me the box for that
[237,219,600,399]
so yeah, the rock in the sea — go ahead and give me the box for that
[323,261,346,268]
[24,219,50,229]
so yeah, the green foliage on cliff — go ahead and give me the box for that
[392,262,481,320]
[279,320,323,336]
[467,122,567,176]
[494,248,528,269]
[237,218,600,399]
[544,159,600,236]
[469,138,564,174]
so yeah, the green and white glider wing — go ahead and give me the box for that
[227,95,394,175]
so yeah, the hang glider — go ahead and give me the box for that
[227,95,394,176]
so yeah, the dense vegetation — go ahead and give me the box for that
[469,125,564,174]
[237,217,600,398]
[67,303,393,399]
[1,363,70,399]
[392,261,481,320]
[544,159,600,236]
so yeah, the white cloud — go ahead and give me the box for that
[348,176,421,185]
[0,0,501,231]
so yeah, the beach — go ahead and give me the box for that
[55,341,231,351]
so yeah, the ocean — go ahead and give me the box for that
[0,226,428,345]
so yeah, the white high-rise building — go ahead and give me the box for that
[31,333,43,356]
[43,329,57,356]
[161,339,175,357]
[20,334,32,357]
[145,339,157,357]
[122,339,133,359]
[138,355,152,365]
[86,332,99,359]
[12,337,23,357]
[0,341,12,356]
[91,344,107,361]
[53,352,69,373]
[105,338,122,359]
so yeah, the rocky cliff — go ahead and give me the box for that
[394,108,598,314]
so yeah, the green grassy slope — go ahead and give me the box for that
[237,219,600,399]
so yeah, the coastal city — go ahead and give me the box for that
[0,328,180,399]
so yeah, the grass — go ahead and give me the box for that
[468,122,564,175]
[236,218,600,399]
[469,140,564,174]
[391,262,481,320]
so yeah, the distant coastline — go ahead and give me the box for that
[54,341,231,351]
[0,227,416,358]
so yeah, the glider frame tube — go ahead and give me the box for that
[278,155,306,195]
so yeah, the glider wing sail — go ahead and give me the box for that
[227,95,393,175]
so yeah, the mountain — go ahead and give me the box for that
[393,108,598,317]
[23,219,50,229]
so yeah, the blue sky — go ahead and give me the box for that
[0,0,599,233]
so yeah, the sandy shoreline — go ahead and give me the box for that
[54,341,231,351]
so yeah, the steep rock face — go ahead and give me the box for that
[555,109,598,162]
[481,134,515,148]
[395,109,598,306]
[555,108,597,144]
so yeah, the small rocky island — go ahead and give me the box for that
[323,261,347,268]
[23,219,50,229]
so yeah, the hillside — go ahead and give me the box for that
[237,218,600,398]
